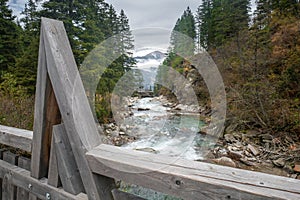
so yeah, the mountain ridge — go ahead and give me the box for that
[135,51,166,61]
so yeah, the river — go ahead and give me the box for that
[115,96,207,199]
[109,50,210,199]
[121,97,206,160]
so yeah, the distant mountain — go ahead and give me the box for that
[133,51,166,91]
[135,51,166,61]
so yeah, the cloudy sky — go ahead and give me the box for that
[106,0,201,30]
[106,0,255,53]
[8,0,256,53]
[9,0,257,28]
[8,0,27,18]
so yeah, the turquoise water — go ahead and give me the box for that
[121,184,182,200]
[122,97,206,160]
[119,97,207,199]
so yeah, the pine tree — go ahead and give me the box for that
[156,6,197,96]
[78,0,106,62]
[254,0,272,29]
[196,0,213,50]
[170,7,196,56]
[12,0,40,94]
[118,9,135,70]
[96,9,135,95]
[40,0,86,64]
[0,0,21,75]
[105,4,119,37]
[209,0,250,47]
[271,0,299,16]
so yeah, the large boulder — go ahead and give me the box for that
[212,157,236,168]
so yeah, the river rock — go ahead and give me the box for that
[105,129,111,135]
[233,141,243,148]
[110,131,119,137]
[247,144,260,156]
[272,158,285,167]
[260,134,273,141]
[228,150,243,161]
[228,146,240,151]
[213,157,236,168]
[224,134,237,143]
[119,131,126,136]
[244,150,252,157]
[232,132,242,140]
[240,158,256,166]
[246,130,260,137]
[135,147,158,154]
[247,157,257,162]
[105,123,117,131]
[293,165,300,173]
[283,165,294,174]
[137,108,150,111]
[290,174,298,179]
[163,103,173,107]
[119,124,127,132]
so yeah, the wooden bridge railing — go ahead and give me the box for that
[0,17,299,200]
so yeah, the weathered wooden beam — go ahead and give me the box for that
[0,159,87,200]
[112,189,146,200]
[30,22,62,200]
[2,172,14,200]
[0,149,6,199]
[47,134,61,188]
[3,151,18,200]
[53,124,84,194]
[17,157,31,200]
[0,125,32,152]
[41,17,115,200]
[87,144,300,200]
[31,25,61,181]
[3,151,18,165]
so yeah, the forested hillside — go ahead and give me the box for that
[1,0,299,139]
[157,0,300,138]
[0,0,135,127]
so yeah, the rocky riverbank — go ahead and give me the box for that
[100,95,300,179]
[100,95,210,146]
[206,130,300,179]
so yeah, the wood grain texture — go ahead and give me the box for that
[0,159,87,200]
[41,17,115,200]
[17,157,31,200]
[2,172,14,200]
[87,144,300,200]
[0,125,32,152]
[47,134,61,188]
[31,25,61,182]
[3,151,18,200]
[0,149,6,200]
[53,124,84,194]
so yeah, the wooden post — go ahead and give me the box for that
[2,151,18,200]
[30,20,62,200]
[31,24,61,180]
[29,17,116,199]
[47,135,61,188]
[17,157,31,200]
[53,124,85,194]
[0,149,6,199]
[2,173,14,200]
